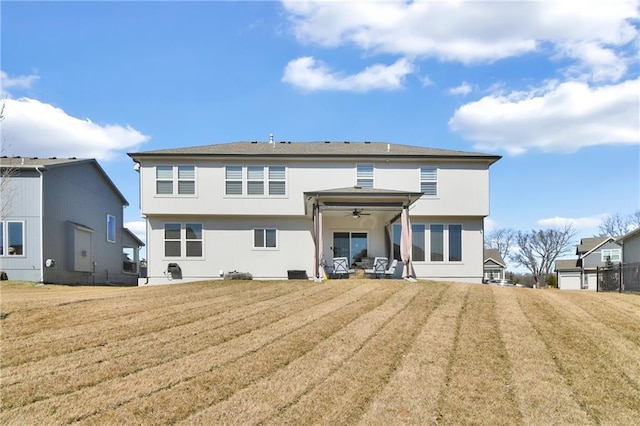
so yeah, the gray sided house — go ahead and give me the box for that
[483,248,506,281]
[129,140,501,285]
[555,236,622,291]
[0,157,143,285]
[618,227,640,264]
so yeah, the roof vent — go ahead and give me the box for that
[364,141,370,144]
[269,133,274,144]
[251,141,257,144]
[387,143,390,152]
[344,141,350,144]
[324,141,330,143]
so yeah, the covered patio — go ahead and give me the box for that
[304,187,422,281]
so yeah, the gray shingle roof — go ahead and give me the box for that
[576,237,611,255]
[129,141,501,162]
[0,156,88,168]
[555,258,581,271]
[0,156,128,206]
[483,249,506,267]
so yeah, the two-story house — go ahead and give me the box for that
[0,157,144,285]
[128,140,500,284]
[555,236,622,290]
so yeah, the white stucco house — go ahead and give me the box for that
[128,140,500,285]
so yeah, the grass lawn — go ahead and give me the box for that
[1,279,639,425]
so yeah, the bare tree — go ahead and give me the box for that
[0,101,18,220]
[484,227,515,263]
[598,210,640,237]
[510,224,576,288]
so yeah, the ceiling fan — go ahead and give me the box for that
[347,209,370,219]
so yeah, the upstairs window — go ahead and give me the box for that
[225,166,243,195]
[247,166,265,195]
[106,214,116,243]
[601,248,621,262]
[357,164,374,188]
[156,165,196,195]
[269,166,286,195]
[225,165,287,196]
[420,166,437,196]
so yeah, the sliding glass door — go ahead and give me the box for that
[333,232,368,265]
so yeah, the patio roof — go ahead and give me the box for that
[303,186,423,217]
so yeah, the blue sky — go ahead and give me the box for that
[2,1,639,264]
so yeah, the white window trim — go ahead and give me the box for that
[601,248,621,262]
[155,165,197,197]
[356,163,374,188]
[106,214,116,243]
[163,222,204,259]
[224,165,288,198]
[1,220,26,257]
[420,166,438,197]
[253,228,279,250]
[448,224,463,262]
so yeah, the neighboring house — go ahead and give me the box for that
[0,157,144,285]
[617,227,640,264]
[483,249,506,281]
[555,236,622,290]
[128,140,501,284]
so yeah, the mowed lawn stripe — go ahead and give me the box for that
[78,282,405,425]
[521,290,640,424]
[357,283,469,425]
[437,285,522,425]
[264,282,448,425]
[178,282,428,425]
[493,288,593,425]
[546,290,640,347]
[0,281,378,424]
[1,281,351,408]
[1,281,310,366]
[2,280,262,337]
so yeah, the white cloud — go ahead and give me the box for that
[448,78,640,155]
[537,214,609,231]
[448,81,473,96]
[282,56,413,92]
[0,71,40,96]
[1,97,149,160]
[484,218,497,234]
[420,75,434,87]
[282,1,638,80]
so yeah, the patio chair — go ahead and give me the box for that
[332,257,354,279]
[384,259,399,279]
[364,257,388,278]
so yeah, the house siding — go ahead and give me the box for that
[622,232,640,264]
[0,171,43,282]
[134,144,494,284]
[139,159,490,217]
[40,162,135,285]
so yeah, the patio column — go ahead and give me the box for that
[313,203,325,280]
[400,206,415,279]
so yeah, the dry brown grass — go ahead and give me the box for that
[1,279,639,425]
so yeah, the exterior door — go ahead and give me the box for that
[333,232,368,265]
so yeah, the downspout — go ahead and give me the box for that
[36,167,44,283]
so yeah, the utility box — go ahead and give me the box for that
[167,263,182,280]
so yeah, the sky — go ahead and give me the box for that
[1,0,639,266]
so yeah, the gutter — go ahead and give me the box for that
[36,167,44,283]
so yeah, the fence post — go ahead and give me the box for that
[619,262,623,293]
